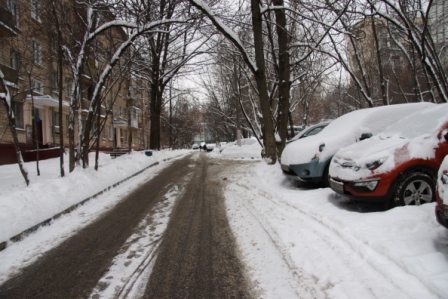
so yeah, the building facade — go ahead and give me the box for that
[0,0,148,165]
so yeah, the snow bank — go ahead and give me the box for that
[210,138,262,160]
[0,150,189,243]
[225,160,448,298]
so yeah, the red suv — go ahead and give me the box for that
[436,157,448,228]
[329,103,448,209]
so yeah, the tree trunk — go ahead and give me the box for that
[9,116,29,186]
[371,16,388,106]
[149,81,163,150]
[0,76,29,186]
[251,0,276,164]
[272,0,291,157]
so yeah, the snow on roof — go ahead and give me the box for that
[281,102,435,165]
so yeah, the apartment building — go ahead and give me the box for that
[429,0,448,68]
[0,0,147,165]
[347,17,421,105]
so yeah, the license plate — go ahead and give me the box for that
[330,179,344,193]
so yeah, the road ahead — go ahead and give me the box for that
[0,152,252,299]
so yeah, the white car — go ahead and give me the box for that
[436,156,448,229]
[205,143,216,152]
[281,102,435,187]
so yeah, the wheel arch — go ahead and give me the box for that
[387,164,438,200]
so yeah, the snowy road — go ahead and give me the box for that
[0,153,250,299]
[0,149,447,298]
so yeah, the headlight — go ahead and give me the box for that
[353,179,379,191]
[366,157,388,170]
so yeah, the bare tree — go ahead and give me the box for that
[0,72,29,186]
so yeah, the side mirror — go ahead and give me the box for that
[360,133,373,141]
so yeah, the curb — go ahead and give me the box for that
[0,154,185,252]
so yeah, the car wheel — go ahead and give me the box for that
[322,164,330,188]
[391,172,435,207]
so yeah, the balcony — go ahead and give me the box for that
[0,63,18,84]
[0,6,17,37]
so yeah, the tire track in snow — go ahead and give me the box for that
[225,164,439,299]
[89,183,186,299]
[263,191,440,299]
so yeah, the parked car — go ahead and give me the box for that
[192,143,200,150]
[286,121,332,144]
[281,102,435,187]
[205,143,216,152]
[329,103,448,209]
[435,156,448,229]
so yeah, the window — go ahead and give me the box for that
[10,50,20,70]
[120,128,127,142]
[32,79,43,94]
[53,111,60,134]
[65,78,72,98]
[92,123,97,137]
[11,101,23,128]
[102,125,106,139]
[53,111,59,126]
[65,115,69,136]
[119,106,122,118]
[33,40,42,65]
[8,0,19,26]
[31,0,41,21]
[51,71,58,92]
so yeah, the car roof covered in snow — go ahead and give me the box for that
[281,102,435,165]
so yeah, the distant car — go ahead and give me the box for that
[205,143,216,152]
[329,103,448,209]
[435,157,448,229]
[281,102,435,187]
[286,121,332,144]
[192,143,200,150]
[200,142,206,150]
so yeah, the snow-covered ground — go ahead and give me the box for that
[0,143,447,298]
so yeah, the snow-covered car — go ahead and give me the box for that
[286,121,332,145]
[281,102,435,187]
[205,143,216,152]
[329,103,448,209]
[435,156,448,229]
[192,143,200,150]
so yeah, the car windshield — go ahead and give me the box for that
[380,104,448,139]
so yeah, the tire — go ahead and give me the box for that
[391,172,435,207]
[322,164,330,188]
